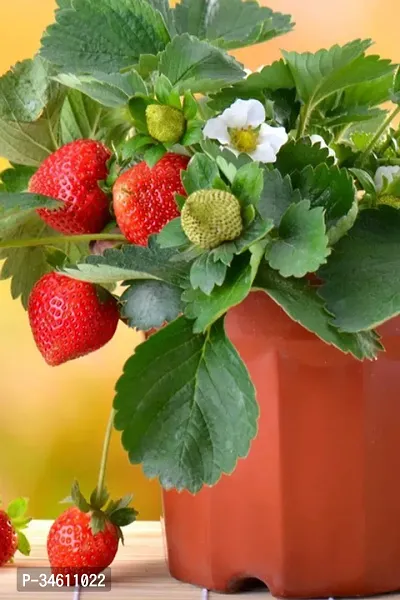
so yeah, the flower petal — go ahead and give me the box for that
[222,99,250,129]
[203,116,230,144]
[246,99,266,127]
[375,166,400,192]
[250,142,278,164]
[258,124,288,153]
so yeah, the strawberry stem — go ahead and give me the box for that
[95,408,116,506]
[359,105,400,166]
[0,233,126,250]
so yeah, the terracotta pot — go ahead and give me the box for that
[163,291,400,597]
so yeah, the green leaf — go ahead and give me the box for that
[17,532,31,557]
[7,498,29,520]
[121,135,154,160]
[144,144,167,167]
[208,59,294,111]
[231,162,264,207]
[0,166,36,193]
[275,138,335,176]
[184,254,252,333]
[212,212,273,265]
[181,121,204,146]
[63,238,190,288]
[129,96,151,133]
[327,197,358,246]
[283,40,393,108]
[183,92,198,120]
[182,154,219,195]
[342,73,396,109]
[159,34,245,94]
[254,262,383,360]
[71,481,91,513]
[90,511,106,534]
[258,169,301,226]
[190,252,227,295]
[0,214,56,308]
[121,280,183,330]
[106,494,134,515]
[0,193,62,218]
[109,507,138,527]
[291,164,356,225]
[55,71,147,108]
[265,200,330,278]
[144,0,176,35]
[154,74,174,105]
[40,0,171,74]
[324,107,384,128]
[89,487,110,511]
[0,56,62,122]
[135,54,160,80]
[173,0,293,51]
[157,218,189,248]
[391,66,400,104]
[0,57,65,166]
[319,206,400,332]
[114,316,258,492]
[349,167,376,195]
[60,90,106,143]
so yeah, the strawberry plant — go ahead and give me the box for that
[2,0,400,567]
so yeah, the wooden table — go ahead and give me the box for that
[0,521,267,599]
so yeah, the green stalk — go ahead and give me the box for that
[0,233,126,250]
[296,104,311,139]
[359,105,400,165]
[95,408,116,506]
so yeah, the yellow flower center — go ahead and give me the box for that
[230,127,259,153]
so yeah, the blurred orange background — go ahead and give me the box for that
[0,0,399,518]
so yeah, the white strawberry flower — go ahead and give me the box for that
[310,134,337,162]
[203,99,288,164]
[374,166,400,192]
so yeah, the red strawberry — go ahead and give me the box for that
[113,153,189,245]
[47,507,118,581]
[47,482,137,584]
[29,139,112,235]
[0,512,17,566]
[0,498,31,566]
[28,273,119,366]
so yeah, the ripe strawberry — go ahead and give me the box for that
[0,498,31,567]
[47,507,118,581]
[113,153,189,245]
[29,139,112,235]
[47,482,137,584]
[28,273,119,366]
[0,512,17,566]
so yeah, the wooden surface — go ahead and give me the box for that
[2,522,399,600]
[0,521,267,599]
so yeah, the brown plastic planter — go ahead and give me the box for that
[163,292,400,597]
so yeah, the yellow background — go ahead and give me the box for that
[1,0,399,519]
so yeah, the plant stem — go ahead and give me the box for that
[95,408,116,506]
[359,105,400,165]
[0,233,126,250]
[377,157,400,165]
[296,104,311,139]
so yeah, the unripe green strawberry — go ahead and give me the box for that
[181,189,243,249]
[146,105,186,144]
[378,195,400,208]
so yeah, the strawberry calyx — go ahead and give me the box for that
[2,497,32,558]
[63,481,138,544]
